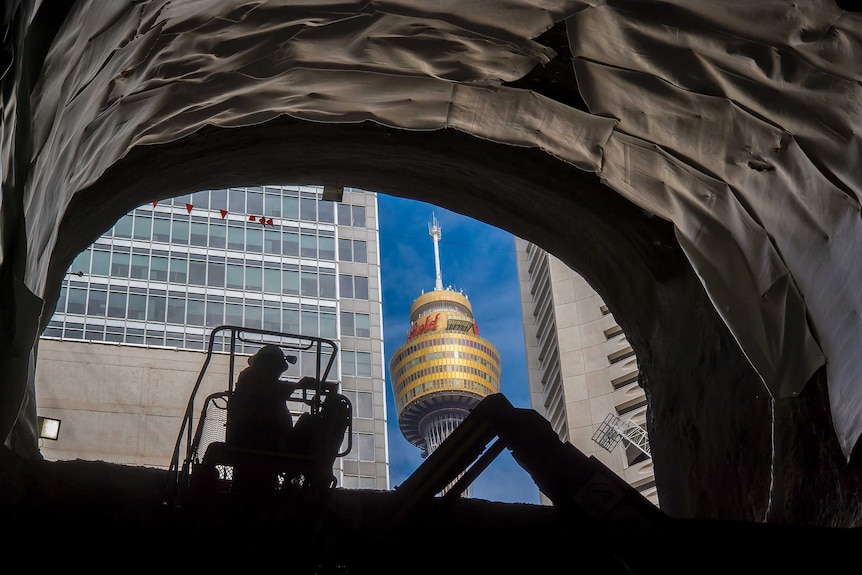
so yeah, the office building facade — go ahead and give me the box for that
[35,185,389,491]
[514,238,658,506]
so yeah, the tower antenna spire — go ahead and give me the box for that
[429,213,443,291]
[428,213,443,290]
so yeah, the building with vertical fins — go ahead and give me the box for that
[388,215,501,491]
[514,238,658,506]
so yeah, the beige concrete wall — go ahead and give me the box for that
[35,338,239,468]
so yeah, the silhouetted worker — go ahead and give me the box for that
[226,344,296,495]
[224,343,352,496]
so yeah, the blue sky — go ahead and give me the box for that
[377,194,541,504]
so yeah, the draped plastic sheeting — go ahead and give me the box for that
[6,1,862,458]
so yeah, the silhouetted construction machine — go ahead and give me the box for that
[161,325,669,571]
[163,325,352,523]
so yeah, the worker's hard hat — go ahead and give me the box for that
[249,344,287,368]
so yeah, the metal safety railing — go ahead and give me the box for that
[592,412,651,459]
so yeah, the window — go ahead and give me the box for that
[111,252,130,277]
[153,218,171,242]
[167,297,185,323]
[187,299,205,325]
[208,261,225,288]
[282,195,298,220]
[283,231,299,257]
[264,193,281,217]
[130,254,149,279]
[264,229,281,255]
[300,233,317,258]
[341,350,355,376]
[338,204,366,227]
[300,197,316,221]
[206,300,224,327]
[169,257,188,283]
[245,304,262,329]
[229,188,245,213]
[352,240,367,263]
[128,294,147,320]
[319,272,336,299]
[352,205,366,227]
[263,306,281,331]
[190,222,208,246]
[317,200,334,223]
[344,390,374,419]
[338,238,352,262]
[228,225,244,250]
[188,259,207,286]
[339,274,368,300]
[226,263,244,290]
[342,312,371,337]
[247,189,263,214]
[148,295,166,322]
[301,309,318,336]
[91,250,110,275]
[246,227,263,252]
[225,303,243,325]
[282,308,300,333]
[209,222,226,248]
[171,219,189,244]
[107,290,127,318]
[282,269,299,295]
[339,274,353,298]
[337,204,351,226]
[87,289,107,316]
[355,313,371,337]
[263,267,281,293]
[133,215,151,240]
[340,312,354,337]
[339,239,367,263]
[354,276,368,300]
[341,350,372,377]
[151,256,168,281]
[246,265,262,291]
[320,311,336,339]
[301,271,317,297]
[350,432,373,461]
[319,234,335,260]
[356,351,372,377]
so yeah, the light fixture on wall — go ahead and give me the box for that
[37,416,61,440]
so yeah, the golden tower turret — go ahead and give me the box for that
[388,215,501,466]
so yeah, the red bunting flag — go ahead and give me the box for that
[152,201,158,207]
[266,218,274,226]
[220,209,228,219]
[185,203,193,213]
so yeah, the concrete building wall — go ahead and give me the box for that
[35,339,231,468]
[515,238,658,506]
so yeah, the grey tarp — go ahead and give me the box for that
[3,0,862,459]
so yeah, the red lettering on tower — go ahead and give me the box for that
[407,313,441,341]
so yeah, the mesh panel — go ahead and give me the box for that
[191,393,229,463]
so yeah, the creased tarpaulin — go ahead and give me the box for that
[569,2,862,459]
[5,0,862,460]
